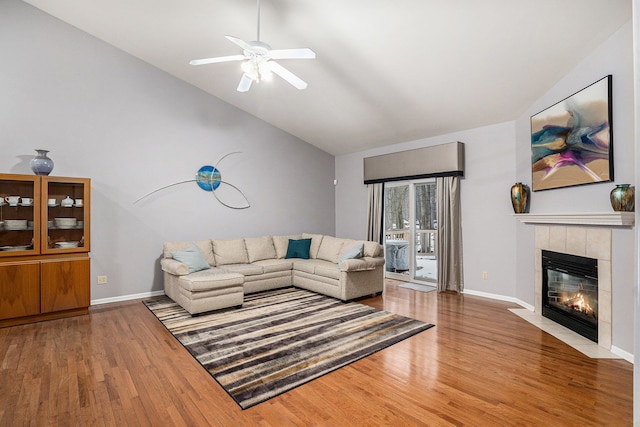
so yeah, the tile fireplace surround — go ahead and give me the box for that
[512,215,624,359]
[534,225,612,348]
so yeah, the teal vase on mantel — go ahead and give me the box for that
[510,182,530,214]
[610,184,635,212]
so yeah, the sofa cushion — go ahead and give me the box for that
[178,268,244,292]
[314,262,341,280]
[213,238,249,265]
[163,240,215,266]
[253,259,294,273]
[292,259,317,274]
[339,257,385,272]
[170,244,211,273]
[302,233,324,259]
[363,241,383,258]
[221,263,264,276]
[340,238,381,258]
[285,238,312,259]
[160,258,190,276]
[338,243,364,263]
[273,234,302,259]
[245,236,277,263]
[317,236,345,263]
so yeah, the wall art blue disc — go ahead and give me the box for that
[196,165,221,191]
[134,152,249,209]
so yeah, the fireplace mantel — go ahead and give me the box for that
[515,212,634,226]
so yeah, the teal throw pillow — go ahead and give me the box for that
[285,238,312,259]
[338,243,364,263]
[171,244,211,273]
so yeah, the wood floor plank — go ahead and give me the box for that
[0,280,632,426]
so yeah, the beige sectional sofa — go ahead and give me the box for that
[160,233,385,315]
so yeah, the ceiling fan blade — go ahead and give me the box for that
[268,48,316,60]
[267,61,308,90]
[189,55,245,65]
[237,73,253,92]
[225,35,255,52]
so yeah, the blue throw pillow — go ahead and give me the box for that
[338,243,364,263]
[171,244,211,273]
[285,238,312,259]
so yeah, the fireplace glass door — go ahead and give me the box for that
[542,250,598,342]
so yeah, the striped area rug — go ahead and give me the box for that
[144,288,434,409]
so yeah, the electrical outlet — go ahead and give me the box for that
[482,271,488,280]
[97,275,108,285]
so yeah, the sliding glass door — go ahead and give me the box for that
[384,179,437,283]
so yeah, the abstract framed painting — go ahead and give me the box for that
[531,75,613,191]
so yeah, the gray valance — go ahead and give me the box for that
[363,141,465,184]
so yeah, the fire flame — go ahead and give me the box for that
[562,282,596,318]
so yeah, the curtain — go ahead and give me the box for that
[436,176,464,292]
[366,183,383,243]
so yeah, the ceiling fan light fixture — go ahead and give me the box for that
[241,59,273,83]
[190,0,314,92]
[241,60,259,81]
[258,61,273,81]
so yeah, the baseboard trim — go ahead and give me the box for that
[611,346,634,363]
[91,290,165,306]
[462,289,535,311]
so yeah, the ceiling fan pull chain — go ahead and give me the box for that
[256,0,261,41]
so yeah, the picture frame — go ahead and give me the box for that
[531,75,613,191]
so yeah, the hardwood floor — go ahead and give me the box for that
[0,280,633,426]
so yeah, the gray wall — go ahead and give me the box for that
[514,21,635,354]
[336,21,635,354]
[0,0,335,301]
[336,121,518,299]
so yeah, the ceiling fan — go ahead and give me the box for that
[189,0,315,92]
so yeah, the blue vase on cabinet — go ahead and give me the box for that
[30,149,54,176]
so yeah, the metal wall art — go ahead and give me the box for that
[135,152,250,209]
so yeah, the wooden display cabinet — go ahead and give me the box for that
[0,174,90,327]
[0,174,40,256]
[41,176,91,254]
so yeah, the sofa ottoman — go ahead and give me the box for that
[176,268,244,314]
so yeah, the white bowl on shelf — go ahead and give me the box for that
[55,241,80,249]
[4,219,28,230]
[54,217,77,228]
[0,245,31,251]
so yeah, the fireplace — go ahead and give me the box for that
[541,250,598,343]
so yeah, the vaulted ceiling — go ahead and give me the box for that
[23,0,631,155]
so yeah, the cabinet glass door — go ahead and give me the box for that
[41,177,90,254]
[0,174,40,256]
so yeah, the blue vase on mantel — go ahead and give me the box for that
[30,149,54,176]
